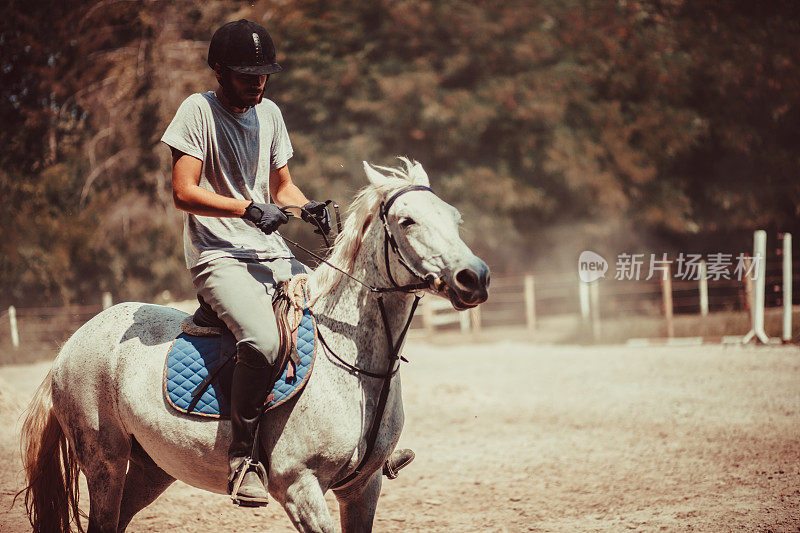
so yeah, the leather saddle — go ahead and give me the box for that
[189,287,302,371]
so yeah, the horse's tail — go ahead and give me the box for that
[15,369,85,533]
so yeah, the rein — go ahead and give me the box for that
[280,185,435,489]
[280,187,434,295]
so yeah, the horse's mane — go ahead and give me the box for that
[311,158,426,301]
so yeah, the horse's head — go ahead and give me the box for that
[363,159,490,310]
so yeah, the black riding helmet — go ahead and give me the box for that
[207,19,282,75]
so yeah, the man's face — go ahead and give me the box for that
[216,65,268,108]
[228,71,268,106]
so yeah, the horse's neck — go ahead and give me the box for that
[310,229,416,376]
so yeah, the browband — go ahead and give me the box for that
[380,185,433,217]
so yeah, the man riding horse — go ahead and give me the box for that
[161,19,331,506]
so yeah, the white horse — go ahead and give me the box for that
[18,159,489,533]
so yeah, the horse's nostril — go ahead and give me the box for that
[455,268,480,291]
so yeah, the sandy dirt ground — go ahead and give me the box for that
[1,341,799,532]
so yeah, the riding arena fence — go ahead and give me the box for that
[1,231,797,365]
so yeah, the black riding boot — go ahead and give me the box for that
[228,343,275,506]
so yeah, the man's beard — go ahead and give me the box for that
[220,74,264,110]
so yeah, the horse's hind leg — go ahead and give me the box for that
[334,471,382,533]
[53,390,131,531]
[67,424,131,532]
[116,440,176,532]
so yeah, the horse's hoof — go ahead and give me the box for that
[383,448,415,479]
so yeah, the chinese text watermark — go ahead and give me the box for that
[579,252,760,281]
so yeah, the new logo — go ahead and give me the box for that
[578,251,608,282]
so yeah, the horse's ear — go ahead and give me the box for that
[363,161,388,186]
[410,162,430,187]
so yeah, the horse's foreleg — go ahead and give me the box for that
[282,474,336,533]
[334,471,382,533]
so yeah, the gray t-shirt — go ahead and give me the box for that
[161,91,294,268]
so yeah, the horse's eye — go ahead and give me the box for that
[399,217,415,228]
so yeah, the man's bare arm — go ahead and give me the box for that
[171,149,250,217]
[269,164,310,218]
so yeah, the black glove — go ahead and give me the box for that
[301,200,332,235]
[241,201,289,235]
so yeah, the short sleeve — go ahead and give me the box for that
[161,96,206,161]
[269,104,294,169]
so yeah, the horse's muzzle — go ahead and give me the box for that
[446,257,490,310]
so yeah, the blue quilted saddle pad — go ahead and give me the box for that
[164,308,316,419]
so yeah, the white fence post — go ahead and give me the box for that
[9,306,19,349]
[102,292,113,310]
[469,307,481,332]
[782,233,792,343]
[422,298,434,335]
[579,280,590,322]
[743,230,770,344]
[699,260,709,317]
[524,274,536,330]
[459,309,470,332]
[589,280,600,339]
[744,255,754,322]
[661,263,674,338]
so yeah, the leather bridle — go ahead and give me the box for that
[279,185,440,489]
[378,185,435,292]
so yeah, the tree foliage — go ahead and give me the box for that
[2,0,799,306]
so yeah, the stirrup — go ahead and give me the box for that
[383,448,415,479]
[230,458,269,507]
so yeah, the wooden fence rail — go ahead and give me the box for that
[3,234,797,359]
[0,271,789,347]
